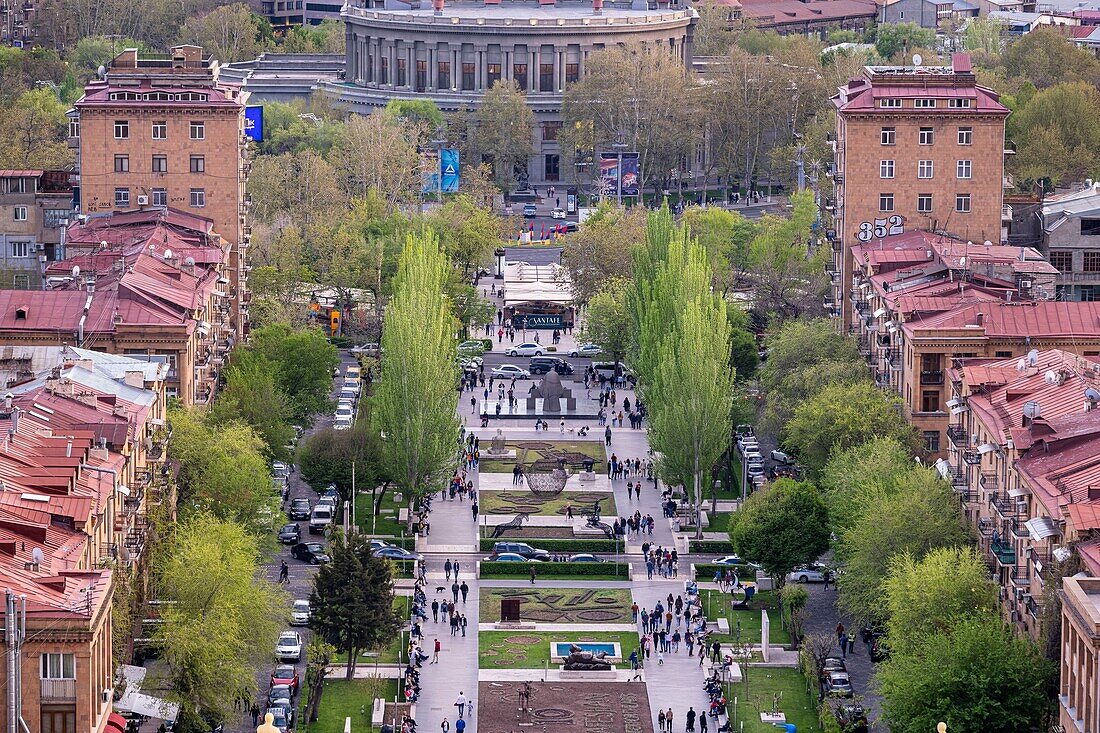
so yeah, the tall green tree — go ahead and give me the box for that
[208,349,294,461]
[1000,27,1100,89]
[728,478,830,595]
[819,437,915,532]
[155,513,285,731]
[374,231,460,526]
[561,203,644,302]
[1009,82,1100,187]
[310,532,403,679]
[0,88,73,169]
[178,3,265,63]
[747,191,829,321]
[785,381,917,474]
[874,22,936,59]
[472,81,536,188]
[580,278,633,367]
[249,324,340,425]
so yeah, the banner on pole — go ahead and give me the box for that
[620,153,640,197]
[440,148,461,193]
[599,154,619,198]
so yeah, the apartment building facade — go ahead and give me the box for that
[1040,183,1100,302]
[73,45,250,340]
[0,170,73,289]
[829,53,1011,329]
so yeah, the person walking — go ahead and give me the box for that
[461,614,468,637]
[658,710,666,732]
[835,622,845,649]
[454,561,461,579]
[460,581,469,603]
[699,710,708,733]
[441,719,450,733]
[666,708,674,733]
[250,703,260,728]
[686,707,696,732]
[445,558,453,581]
[432,599,440,622]
[452,582,460,603]
[605,425,612,446]
[530,565,537,584]
[455,692,468,719]
[455,718,466,733]
[433,638,441,663]
[472,502,479,522]
[839,632,849,659]
[278,561,289,584]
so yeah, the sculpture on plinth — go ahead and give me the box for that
[562,644,613,671]
[526,371,576,412]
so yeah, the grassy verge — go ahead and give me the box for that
[728,667,817,733]
[354,489,413,543]
[481,561,629,580]
[707,512,733,532]
[303,677,399,733]
[479,630,641,668]
[481,587,633,623]
[479,489,617,517]
[700,589,791,646]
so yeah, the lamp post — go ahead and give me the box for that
[936,724,947,733]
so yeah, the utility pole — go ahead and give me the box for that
[4,590,26,733]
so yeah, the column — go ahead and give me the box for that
[530,52,538,93]
[452,48,459,90]
[556,47,565,91]
[373,38,382,85]
[504,48,513,82]
[408,45,415,88]
[477,47,486,90]
[579,47,587,81]
[390,42,397,88]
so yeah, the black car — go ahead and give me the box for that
[529,356,573,376]
[288,498,312,520]
[278,524,301,544]
[291,542,331,564]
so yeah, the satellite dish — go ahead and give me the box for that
[1085,387,1100,402]
[97,65,106,78]
[184,256,195,266]
[163,248,173,260]
[1027,348,1039,366]
[912,54,923,66]
[71,265,80,278]
[31,547,43,565]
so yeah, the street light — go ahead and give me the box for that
[936,724,947,733]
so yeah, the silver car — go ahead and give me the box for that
[275,631,303,662]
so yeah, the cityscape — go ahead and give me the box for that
[2,1,1100,733]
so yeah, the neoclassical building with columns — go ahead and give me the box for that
[331,0,697,185]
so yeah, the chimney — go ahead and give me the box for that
[975,312,984,327]
[433,0,444,14]
[65,439,72,458]
[593,0,603,12]
[3,394,11,411]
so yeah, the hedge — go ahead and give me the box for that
[688,540,735,554]
[479,538,621,553]
[480,561,629,579]
[388,559,418,578]
[694,563,756,580]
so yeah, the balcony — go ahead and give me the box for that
[947,423,967,446]
[920,370,944,385]
[989,492,1019,518]
[876,333,892,348]
[1009,517,1030,539]
[963,450,981,465]
[1008,565,1029,586]
[990,539,1017,566]
[884,348,901,370]
[40,678,75,702]
[978,517,993,536]
[979,472,1000,492]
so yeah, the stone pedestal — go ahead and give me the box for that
[578,471,596,483]
[760,713,786,724]
[558,668,619,679]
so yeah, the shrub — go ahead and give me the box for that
[388,559,417,578]
[482,339,494,351]
[478,538,621,553]
[479,561,628,579]
[689,540,735,554]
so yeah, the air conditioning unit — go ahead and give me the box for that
[136,195,149,206]
[1015,587,1025,600]
[1016,500,1028,514]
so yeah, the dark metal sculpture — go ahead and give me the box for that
[490,512,531,539]
[562,644,613,671]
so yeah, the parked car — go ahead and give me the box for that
[522,203,538,217]
[506,342,545,357]
[787,562,828,584]
[493,541,551,560]
[275,631,303,662]
[271,665,300,696]
[592,362,637,385]
[491,364,531,379]
[735,424,755,438]
[821,657,846,675]
[770,449,793,464]
[550,207,566,219]
[369,539,391,551]
[272,462,290,482]
[486,552,543,562]
[529,356,573,375]
[335,403,354,421]
[824,671,854,697]
[351,343,380,356]
[309,505,334,535]
[291,542,331,565]
[268,685,294,711]
[714,555,761,573]
[373,546,421,561]
[567,554,605,563]
[291,599,312,626]
[264,706,290,733]
[288,498,312,520]
[835,704,868,733]
[278,524,301,544]
[458,340,486,355]
[568,343,602,358]
[333,415,352,431]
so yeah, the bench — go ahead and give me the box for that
[371,698,385,727]
[716,618,730,634]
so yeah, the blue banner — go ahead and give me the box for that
[620,153,640,197]
[440,148,460,193]
[244,106,264,142]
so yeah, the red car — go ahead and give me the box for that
[271,664,300,696]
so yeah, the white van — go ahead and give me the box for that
[309,505,334,535]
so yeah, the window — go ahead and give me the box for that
[918,160,934,179]
[415,60,427,92]
[545,153,560,182]
[152,121,167,139]
[956,193,971,213]
[114,120,129,139]
[9,241,29,258]
[115,188,130,207]
[189,121,204,140]
[879,160,895,179]
[994,350,1012,358]
[917,193,933,213]
[543,122,562,142]
[513,63,528,90]
[437,61,450,89]
[190,188,206,208]
[915,98,937,108]
[879,98,901,108]
[1081,218,1100,236]
[12,274,28,289]
[487,63,501,87]
[152,155,167,173]
[923,430,941,452]
[566,63,579,84]
[1049,250,1073,272]
[40,653,75,679]
[397,58,407,87]
[919,127,934,145]
[152,188,167,207]
[958,126,972,145]
[13,206,26,221]
[948,98,972,109]
[921,390,940,413]
[880,127,895,145]
[461,62,475,91]
[957,160,972,179]
[4,178,25,194]
[68,118,79,138]
[380,57,389,85]
[879,193,894,212]
[190,155,205,173]
[1085,252,1100,272]
[114,154,129,173]
[539,63,553,92]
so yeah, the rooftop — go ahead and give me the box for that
[902,300,1100,339]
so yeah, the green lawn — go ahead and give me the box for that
[478,631,641,668]
[354,488,409,541]
[303,677,398,733]
[481,587,633,623]
[707,512,733,532]
[700,589,792,646]
[728,667,818,733]
[479,489,616,517]
[480,440,606,474]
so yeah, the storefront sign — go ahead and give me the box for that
[517,314,564,329]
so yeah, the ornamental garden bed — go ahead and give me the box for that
[478,631,641,668]
[479,440,606,474]
[481,587,633,623]
[479,489,617,517]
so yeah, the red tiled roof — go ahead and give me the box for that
[75,79,240,110]
[903,301,1100,338]
[737,0,876,23]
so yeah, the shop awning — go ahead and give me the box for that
[106,713,128,733]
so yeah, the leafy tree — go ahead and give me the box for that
[384,99,444,129]
[330,113,423,210]
[760,318,861,396]
[0,88,73,169]
[884,547,998,656]
[560,203,644,302]
[580,278,633,367]
[962,17,1005,57]
[680,205,757,294]
[248,149,345,229]
[819,437,915,532]
[835,470,971,624]
[785,381,917,474]
[693,1,736,56]
[310,532,403,679]
[255,99,342,156]
[281,20,345,53]
[302,639,337,723]
[374,231,460,527]
[155,513,285,730]
[298,420,387,507]
[1000,27,1100,89]
[67,36,146,81]
[726,305,759,381]
[878,618,1052,733]
[249,324,341,425]
[728,479,830,594]
[1010,82,1100,187]
[178,3,266,63]
[208,349,294,460]
[781,584,809,639]
[429,194,503,275]
[168,409,279,534]
[747,191,828,321]
[472,81,536,187]
[875,22,936,60]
